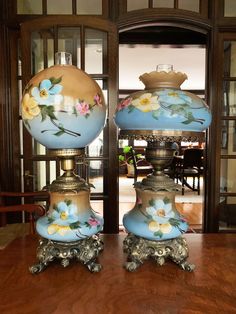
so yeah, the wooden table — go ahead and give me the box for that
[0,234,236,314]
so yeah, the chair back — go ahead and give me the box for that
[183,148,204,169]
[0,191,48,234]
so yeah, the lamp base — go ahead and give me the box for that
[123,233,195,272]
[29,235,103,274]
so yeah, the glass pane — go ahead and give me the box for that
[31,32,44,75]
[49,161,56,183]
[222,81,236,116]
[221,120,236,153]
[47,39,54,67]
[18,41,22,76]
[89,161,103,193]
[127,0,149,11]
[85,29,107,74]
[33,161,56,190]
[224,41,236,77]
[134,140,147,147]
[19,120,23,155]
[88,132,103,157]
[96,79,108,105]
[219,196,236,231]
[224,0,236,17]
[153,0,174,8]
[34,161,46,190]
[220,159,236,193]
[76,0,102,15]
[34,141,46,155]
[18,80,22,111]
[119,139,129,148]
[58,28,81,67]
[178,0,199,12]
[17,0,42,14]
[47,0,72,14]
[91,200,103,215]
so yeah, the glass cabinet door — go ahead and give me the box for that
[220,38,236,231]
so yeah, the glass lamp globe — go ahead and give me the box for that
[21,52,106,149]
[21,52,106,273]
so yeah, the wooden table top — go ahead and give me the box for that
[0,234,236,314]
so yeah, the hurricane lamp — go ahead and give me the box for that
[114,64,211,271]
[21,52,106,273]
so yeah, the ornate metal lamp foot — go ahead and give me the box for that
[29,235,104,274]
[123,233,195,272]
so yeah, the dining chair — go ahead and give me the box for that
[175,148,204,195]
[130,148,153,183]
[0,191,48,239]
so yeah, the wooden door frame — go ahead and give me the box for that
[117,11,216,232]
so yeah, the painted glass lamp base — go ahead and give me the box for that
[29,234,103,274]
[123,233,195,272]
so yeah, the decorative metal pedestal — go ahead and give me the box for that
[123,233,195,272]
[30,234,104,274]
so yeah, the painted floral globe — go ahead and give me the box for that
[114,66,211,134]
[21,53,106,149]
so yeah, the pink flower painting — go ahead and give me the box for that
[76,101,90,116]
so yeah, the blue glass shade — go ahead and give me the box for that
[114,69,211,133]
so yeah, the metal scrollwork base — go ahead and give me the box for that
[123,233,195,272]
[29,235,104,274]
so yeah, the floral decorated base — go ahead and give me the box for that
[29,235,104,274]
[123,233,195,272]
[36,191,103,242]
[36,212,103,242]
[123,188,188,241]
